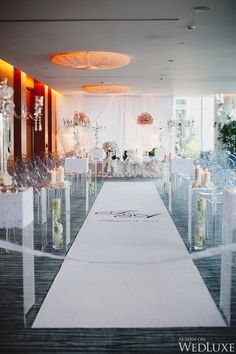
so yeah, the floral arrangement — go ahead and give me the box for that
[103,142,118,173]
[137,112,154,126]
[126,149,136,161]
[52,198,63,250]
[102,141,118,153]
[73,111,90,127]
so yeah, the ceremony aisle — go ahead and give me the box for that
[33,182,225,328]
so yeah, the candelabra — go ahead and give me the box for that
[63,111,90,128]
[20,96,44,131]
[92,122,105,148]
[167,114,194,156]
[63,111,90,157]
[216,94,224,118]
[215,94,235,127]
[153,123,163,148]
[0,78,14,185]
[0,78,45,185]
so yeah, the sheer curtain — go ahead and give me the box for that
[56,94,173,156]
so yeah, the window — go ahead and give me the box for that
[174,97,215,156]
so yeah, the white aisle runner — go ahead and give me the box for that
[33,182,225,328]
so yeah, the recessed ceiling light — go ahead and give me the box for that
[187,25,197,30]
[192,6,211,13]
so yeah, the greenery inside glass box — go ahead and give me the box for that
[218,115,236,155]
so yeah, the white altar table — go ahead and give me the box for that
[64,158,89,174]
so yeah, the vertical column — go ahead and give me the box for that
[44,85,48,154]
[25,75,34,155]
[21,72,27,155]
[214,94,223,151]
[51,90,57,153]
[48,88,52,153]
[47,88,57,153]
[13,68,22,158]
[201,97,214,152]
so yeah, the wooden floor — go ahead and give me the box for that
[0,178,236,353]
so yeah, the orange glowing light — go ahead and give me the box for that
[50,51,131,70]
[81,84,129,94]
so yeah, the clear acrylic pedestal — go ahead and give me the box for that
[188,186,214,251]
[220,188,236,326]
[47,181,71,251]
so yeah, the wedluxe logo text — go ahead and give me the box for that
[178,337,235,353]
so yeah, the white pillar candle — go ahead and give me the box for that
[50,170,57,184]
[196,168,202,186]
[201,170,206,187]
[57,167,65,183]
[195,165,200,180]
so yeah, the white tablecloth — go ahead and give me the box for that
[0,187,34,228]
[64,158,89,174]
[115,160,159,177]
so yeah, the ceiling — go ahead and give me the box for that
[0,0,236,96]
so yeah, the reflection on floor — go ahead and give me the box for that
[0,178,236,353]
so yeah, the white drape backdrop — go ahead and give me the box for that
[56,95,174,156]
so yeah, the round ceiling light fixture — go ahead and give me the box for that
[192,6,211,13]
[50,51,131,70]
[81,84,129,94]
